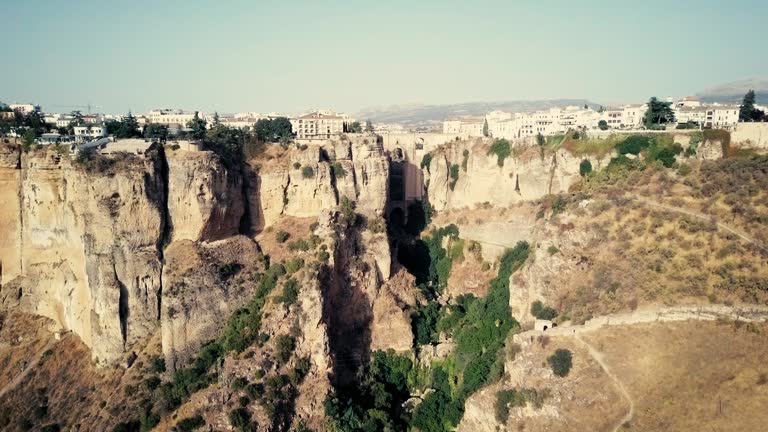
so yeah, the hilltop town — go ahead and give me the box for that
[2,92,768,160]
[0,89,767,432]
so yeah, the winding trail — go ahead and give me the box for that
[575,333,634,432]
[515,304,768,431]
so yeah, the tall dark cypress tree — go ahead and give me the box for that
[739,89,756,122]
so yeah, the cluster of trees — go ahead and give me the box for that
[0,102,47,144]
[253,117,292,143]
[327,234,531,431]
[643,97,676,129]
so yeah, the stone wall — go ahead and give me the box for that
[732,123,768,149]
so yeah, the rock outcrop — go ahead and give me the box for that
[166,150,245,242]
[425,141,605,212]
[160,236,263,370]
[0,148,165,364]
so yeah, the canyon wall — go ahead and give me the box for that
[0,146,247,364]
[425,140,606,212]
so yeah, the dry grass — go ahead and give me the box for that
[463,336,626,432]
[583,320,768,431]
[0,311,164,431]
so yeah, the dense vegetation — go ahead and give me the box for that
[328,242,530,431]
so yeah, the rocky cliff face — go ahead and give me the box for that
[0,146,254,365]
[425,140,606,212]
[1,147,165,364]
[166,150,245,242]
[160,236,263,370]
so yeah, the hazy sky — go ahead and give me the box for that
[2,0,767,115]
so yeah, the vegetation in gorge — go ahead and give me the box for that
[111,261,288,431]
[328,242,531,432]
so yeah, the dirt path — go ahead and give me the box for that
[575,333,634,432]
[0,337,57,400]
[629,195,767,253]
[516,304,768,431]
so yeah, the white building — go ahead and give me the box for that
[74,125,107,142]
[147,109,201,127]
[291,111,346,140]
[704,105,739,129]
[442,117,485,137]
[9,103,39,114]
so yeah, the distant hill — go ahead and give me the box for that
[696,78,768,104]
[356,99,596,128]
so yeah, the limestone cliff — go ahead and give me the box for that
[249,134,390,231]
[166,150,245,242]
[0,147,165,364]
[425,140,606,212]
[160,236,264,370]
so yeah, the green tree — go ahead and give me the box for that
[346,121,362,133]
[70,110,84,126]
[547,349,573,377]
[212,111,221,125]
[579,159,592,176]
[187,111,207,140]
[271,117,293,142]
[739,89,761,122]
[253,117,292,142]
[144,123,169,141]
[598,119,609,130]
[482,118,489,137]
[643,97,676,129]
[365,119,374,132]
[116,111,142,139]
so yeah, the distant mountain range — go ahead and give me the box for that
[356,99,595,128]
[696,78,768,104]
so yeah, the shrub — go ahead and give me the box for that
[231,376,248,391]
[217,262,241,280]
[598,120,609,130]
[301,165,314,178]
[149,356,166,373]
[547,349,573,377]
[275,231,290,243]
[174,415,205,432]
[546,245,559,255]
[292,162,301,169]
[317,250,330,263]
[412,301,441,346]
[366,217,386,233]
[461,149,469,171]
[340,196,358,227]
[278,278,300,306]
[274,334,296,364]
[579,159,592,176]
[287,239,310,252]
[420,153,433,170]
[531,301,558,320]
[488,138,511,167]
[228,408,251,431]
[677,163,692,176]
[332,162,346,178]
[449,164,460,190]
[616,135,652,155]
[495,389,515,423]
[145,375,162,390]
[285,258,304,274]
